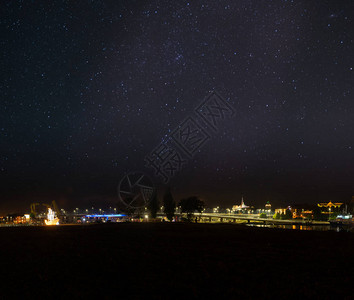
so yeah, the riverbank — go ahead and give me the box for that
[0,223,353,298]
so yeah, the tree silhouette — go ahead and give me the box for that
[148,191,159,219]
[313,206,327,221]
[285,209,293,219]
[163,187,175,221]
[179,196,204,221]
[279,210,292,220]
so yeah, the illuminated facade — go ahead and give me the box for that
[275,208,288,214]
[232,197,249,212]
[265,201,271,210]
[13,216,27,224]
[317,201,343,215]
[292,209,313,219]
[1,214,31,225]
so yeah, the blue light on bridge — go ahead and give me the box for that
[85,214,127,218]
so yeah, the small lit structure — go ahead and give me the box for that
[265,201,271,210]
[232,197,249,212]
[45,208,59,225]
[336,214,352,220]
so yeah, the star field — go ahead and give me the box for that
[1,0,354,213]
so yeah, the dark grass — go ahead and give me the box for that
[1,223,354,299]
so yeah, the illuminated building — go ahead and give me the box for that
[14,215,27,224]
[292,209,313,219]
[290,204,315,219]
[317,201,343,215]
[275,208,289,214]
[265,201,271,210]
[232,197,249,212]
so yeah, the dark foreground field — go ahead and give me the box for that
[1,223,354,299]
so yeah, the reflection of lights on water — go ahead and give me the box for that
[245,224,336,232]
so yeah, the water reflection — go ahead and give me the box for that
[276,224,330,231]
[246,223,349,232]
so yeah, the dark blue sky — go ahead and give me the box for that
[1,0,354,213]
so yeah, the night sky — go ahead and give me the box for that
[1,0,354,214]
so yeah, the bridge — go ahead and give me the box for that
[171,213,330,226]
[67,212,330,226]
